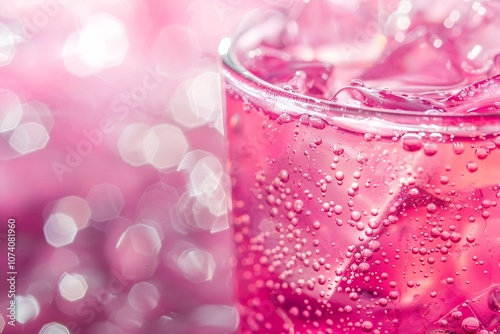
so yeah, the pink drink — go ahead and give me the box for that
[221,2,500,333]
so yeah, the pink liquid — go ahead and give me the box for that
[223,2,500,333]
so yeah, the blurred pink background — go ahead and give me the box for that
[0,1,292,333]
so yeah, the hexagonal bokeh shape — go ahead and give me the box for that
[62,14,129,77]
[128,223,162,256]
[128,282,160,312]
[39,322,71,334]
[44,213,78,248]
[86,183,124,222]
[15,295,40,324]
[22,101,55,132]
[143,123,188,170]
[58,273,88,302]
[117,123,150,166]
[170,79,207,129]
[53,196,91,230]
[9,122,50,154]
[115,222,163,280]
[177,247,216,283]
[0,23,15,67]
[0,88,23,133]
[190,71,222,123]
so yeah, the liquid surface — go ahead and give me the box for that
[225,1,500,333]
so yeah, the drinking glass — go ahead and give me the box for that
[220,1,500,333]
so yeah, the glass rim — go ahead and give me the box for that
[218,9,500,121]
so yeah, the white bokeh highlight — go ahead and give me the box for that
[177,247,216,283]
[53,196,91,230]
[143,123,189,170]
[9,122,49,154]
[16,295,40,324]
[62,14,129,77]
[86,183,124,222]
[117,123,151,167]
[128,282,160,312]
[58,273,88,302]
[44,213,78,248]
[39,322,70,334]
[0,89,23,133]
[0,23,15,67]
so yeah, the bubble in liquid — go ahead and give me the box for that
[279,169,290,182]
[312,221,321,230]
[423,142,438,156]
[401,133,423,151]
[356,152,368,164]
[453,142,465,154]
[426,203,437,213]
[368,240,381,252]
[461,317,480,333]
[293,200,304,213]
[452,311,462,319]
[333,144,344,155]
[475,147,489,159]
[361,320,373,332]
[466,161,478,173]
[351,211,361,221]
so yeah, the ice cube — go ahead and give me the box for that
[359,34,465,95]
